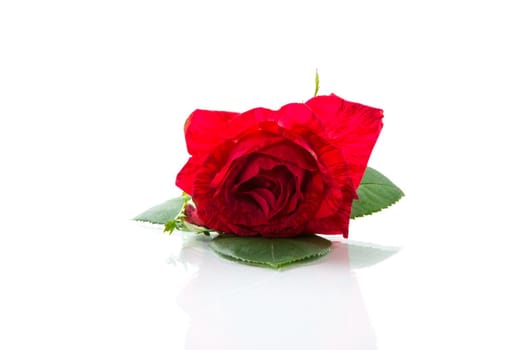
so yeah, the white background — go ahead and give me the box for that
[1,1,524,349]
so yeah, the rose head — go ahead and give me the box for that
[176,94,383,238]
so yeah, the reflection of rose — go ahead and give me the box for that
[176,94,383,237]
[175,236,377,350]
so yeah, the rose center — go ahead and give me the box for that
[230,156,307,223]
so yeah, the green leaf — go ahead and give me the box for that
[351,167,404,219]
[134,195,212,235]
[314,69,320,97]
[209,235,332,269]
[133,197,185,225]
[164,218,212,235]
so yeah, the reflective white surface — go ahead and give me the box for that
[172,235,395,350]
[4,216,524,349]
[1,0,525,349]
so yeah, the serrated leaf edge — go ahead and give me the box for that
[210,244,331,269]
[351,190,405,219]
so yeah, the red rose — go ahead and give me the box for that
[176,94,383,238]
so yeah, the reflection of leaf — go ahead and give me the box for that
[351,167,404,219]
[209,235,332,269]
[133,197,185,224]
[347,240,401,269]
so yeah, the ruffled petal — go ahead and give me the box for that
[175,156,203,195]
[274,103,322,130]
[184,109,241,156]
[177,95,383,239]
[306,94,383,188]
[306,183,355,238]
[256,141,318,171]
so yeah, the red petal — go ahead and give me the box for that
[306,94,383,188]
[256,141,318,171]
[273,103,321,130]
[306,183,354,238]
[185,203,206,227]
[184,109,241,156]
[175,156,203,195]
